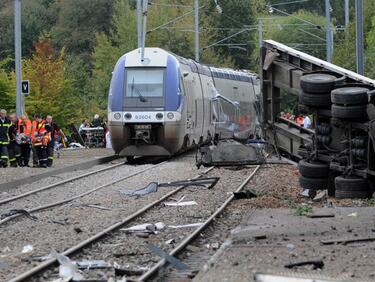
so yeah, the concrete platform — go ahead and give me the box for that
[195,207,375,282]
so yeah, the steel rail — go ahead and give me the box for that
[0,161,167,226]
[9,167,214,282]
[0,162,125,205]
[139,164,262,281]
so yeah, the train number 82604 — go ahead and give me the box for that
[134,114,152,120]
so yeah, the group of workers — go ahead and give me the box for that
[0,109,61,168]
[281,112,312,129]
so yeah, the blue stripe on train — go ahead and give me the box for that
[165,55,181,111]
[108,55,126,112]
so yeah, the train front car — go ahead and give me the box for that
[108,48,185,157]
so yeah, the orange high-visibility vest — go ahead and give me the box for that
[18,118,32,136]
[31,120,50,146]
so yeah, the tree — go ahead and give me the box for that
[0,0,58,60]
[0,59,15,111]
[52,0,113,65]
[89,0,137,113]
[263,10,327,59]
[205,0,257,69]
[23,38,81,128]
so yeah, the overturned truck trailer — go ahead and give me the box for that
[260,40,375,198]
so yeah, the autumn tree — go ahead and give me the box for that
[23,38,81,128]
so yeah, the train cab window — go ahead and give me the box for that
[126,68,164,97]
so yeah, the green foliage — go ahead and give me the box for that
[333,23,356,72]
[52,0,113,62]
[0,0,57,59]
[0,63,15,111]
[204,0,257,69]
[263,10,327,59]
[294,205,312,216]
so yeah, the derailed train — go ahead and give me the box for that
[108,48,260,157]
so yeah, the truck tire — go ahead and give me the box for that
[300,73,337,94]
[331,87,369,105]
[331,104,368,119]
[299,92,331,107]
[335,175,369,191]
[299,175,328,190]
[298,159,329,178]
[335,190,370,199]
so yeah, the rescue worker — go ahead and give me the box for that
[45,115,61,167]
[31,114,50,168]
[18,115,32,167]
[8,113,22,167]
[91,114,105,128]
[0,109,11,167]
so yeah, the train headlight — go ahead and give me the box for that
[156,113,163,120]
[167,112,174,120]
[125,113,132,120]
[114,113,121,120]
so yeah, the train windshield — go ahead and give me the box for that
[126,68,164,97]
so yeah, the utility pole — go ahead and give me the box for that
[137,0,142,48]
[141,0,148,62]
[345,0,349,30]
[14,0,24,117]
[258,18,263,49]
[355,0,364,75]
[194,0,199,62]
[325,0,332,62]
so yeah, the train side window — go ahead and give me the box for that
[179,77,186,96]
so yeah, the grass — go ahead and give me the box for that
[294,205,313,216]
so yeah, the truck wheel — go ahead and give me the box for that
[331,104,368,119]
[300,73,337,94]
[331,87,369,105]
[299,175,328,190]
[335,175,368,191]
[299,92,331,107]
[298,159,329,178]
[335,175,370,199]
[335,190,370,199]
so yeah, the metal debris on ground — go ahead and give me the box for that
[312,190,327,202]
[120,177,219,198]
[121,222,165,234]
[165,239,175,244]
[75,260,111,269]
[254,272,349,282]
[305,213,335,218]
[284,259,324,270]
[320,236,375,245]
[168,223,203,229]
[164,195,198,207]
[120,182,158,197]
[114,265,149,276]
[21,245,34,254]
[197,139,262,168]
[51,250,84,281]
[0,209,37,220]
[146,243,190,271]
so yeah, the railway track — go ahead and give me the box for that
[8,161,265,281]
[0,155,165,206]
[0,154,120,192]
[0,158,167,226]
